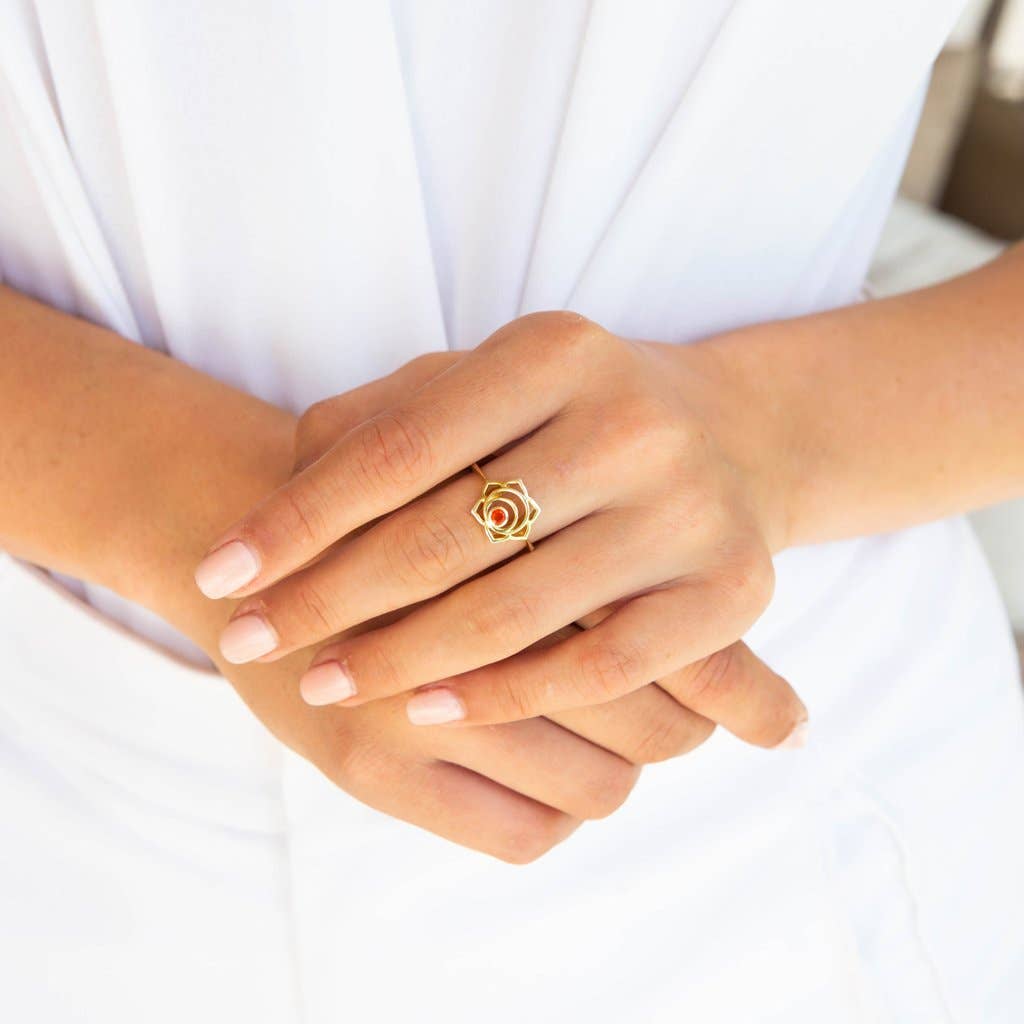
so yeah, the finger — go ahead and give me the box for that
[245,653,582,864]
[338,752,581,864]
[194,313,596,597]
[423,715,639,821]
[294,352,460,473]
[219,412,622,663]
[433,621,706,772]
[293,509,664,704]
[464,621,715,767]
[403,582,807,746]
[542,612,716,763]
[548,686,715,764]
[655,641,808,749]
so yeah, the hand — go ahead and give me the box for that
[229,349,730,768]
[171,346,718,862]
[0,285,709,862]
[196,311,807,748]
[221,631,647,863]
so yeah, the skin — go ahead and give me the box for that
[0,284,776,863]
[198,242,1024,732]
[218,340,806,746]
[6,239,1023,858]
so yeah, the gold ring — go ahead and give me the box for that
[470,462,540,551]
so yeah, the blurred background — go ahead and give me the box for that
[865,0,1023,660]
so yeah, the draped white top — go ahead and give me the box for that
[1,3,1023,1023]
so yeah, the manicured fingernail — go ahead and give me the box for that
[406,687,466,726]
[776,720,809,750]
[300,661,357,706]
[218,614,278,664]
[195,540,260,598]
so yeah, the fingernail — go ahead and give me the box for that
[218,614,278,664]
[195,540,260,598]
[406,687,466,726]
[776,720,809,750]
[300,661,357,706]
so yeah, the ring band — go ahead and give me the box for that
[470,462,540,551]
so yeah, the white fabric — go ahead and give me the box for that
[1,2,1023,1021]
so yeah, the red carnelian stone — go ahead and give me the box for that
[489,507,508,527]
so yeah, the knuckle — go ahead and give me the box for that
[717,548,776,617]
[577,641,644,702]
[592,398,702,489]
[491,673,538,723]
[289,578,342,638]
[549,311,610,360]
[384,509,468,587]
[661,423,719,484]
[511,308,591,335]
[497,816,567,865]
[628,713,701,765]
[615,395,685,449]
[349,638,404,696]
[602,401,650,452]
[270,483,333,548]
[685,645,739,705]
[355,411,435,492]
[504,310,609,364]
[543,308,598,337]
[577,761,640,819]
[463,591,541,649]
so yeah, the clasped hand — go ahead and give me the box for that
[196,311,806,855]
[198,310,806,742]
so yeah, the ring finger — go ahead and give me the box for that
[294,505,672,707]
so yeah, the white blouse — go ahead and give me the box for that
[0,0,953,660]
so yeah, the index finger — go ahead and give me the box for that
[293,352,460,474]
[193,315,587,598]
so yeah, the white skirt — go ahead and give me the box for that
[1,515,1022,1024]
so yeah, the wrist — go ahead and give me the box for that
[120,404,297,659]
[646,326,803,555]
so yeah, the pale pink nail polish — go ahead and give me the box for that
[195,540,260,598]
[406,688,466,726]
[219,614,278,664]
[300,662,357,706]
[776,720,809,750]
